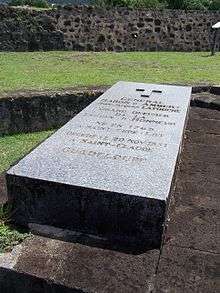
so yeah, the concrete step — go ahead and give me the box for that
[0,235,159,293]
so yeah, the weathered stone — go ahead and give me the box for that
[0,5,64,52]
[6,82,191,248]
[211,97,220,109]
[165,187,220,253]
[0,87,106,135]
[1,86,220,136]
[188,107,220,120]
[192,92,220,109]
[179,159,220,181]
[186,118,220,134]
[0,236,159,293]
[0,5,219,52]
[186,24,192,31]
[181,144,220,164]
[154,245,220,293]
[0,174,7,204]
[185,131,220,146]
[0,104,220,293]
[175,175,220,202]
[210,85,220,95]
[164,145,220,253]
[173,179,220,214]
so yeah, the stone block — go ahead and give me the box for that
[6,82,191,248]
[0,236,159,293]
[154,245,219,293]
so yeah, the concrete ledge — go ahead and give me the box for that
[154,244,219,293]
[0,86,107,136]
[6,174,165,251]
[191,91,220,109]
[210,85,220,95]
[0,85,219,136]
[0,235,159,293]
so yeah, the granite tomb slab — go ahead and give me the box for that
[6,81,192,249]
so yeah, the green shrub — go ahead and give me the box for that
[167,0,220,10]
[92,0,167,9]
[182,0,210,10]
[209,0,220,10]
[9,0,24,6]
[131,0,167,8]
[9,0,50,8]
[31,0,50,8]
[93,0,220,10]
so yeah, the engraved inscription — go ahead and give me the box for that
[62,94,181,163]
[7,82,191,201]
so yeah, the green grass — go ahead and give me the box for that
[0,131,54,253]
[0,51,219,93]
[0,203,30,253]
[0,223,28,253]
[0,131,55,253]
[0,130,54,173]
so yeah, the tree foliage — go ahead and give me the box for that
[9,0,50,8]
[167,0,219,10]
[92,0,167,8]
[92,0,220,10]
[208,0,220,10]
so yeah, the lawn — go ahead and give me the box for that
[0,130,54,173]
[0,51,219,93]
[0,131,54,253]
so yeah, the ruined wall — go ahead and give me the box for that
[0,5,219,52]
[1,85,219,136]
[0,5,64,51]
[57,6,220,52]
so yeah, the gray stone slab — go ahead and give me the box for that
[6,82,191,248]
[186,117,220,134]
[181,144,220,164]
[165,187,220,254]
[7,82,191,200]
[185,131,220,146]
[0,236,159,293]
[154,244,220,293]
[188,107,220,121]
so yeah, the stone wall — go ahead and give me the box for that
[1,86,219,136]
[0,5,219,52]
[57,6,220,52]
[0,5,64,51]
[0,87,105,135]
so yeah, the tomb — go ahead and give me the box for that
[6,81,191,248]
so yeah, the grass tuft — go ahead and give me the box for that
[0,131,55,253]
[0,203,12,226]
[0,203,30,253]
